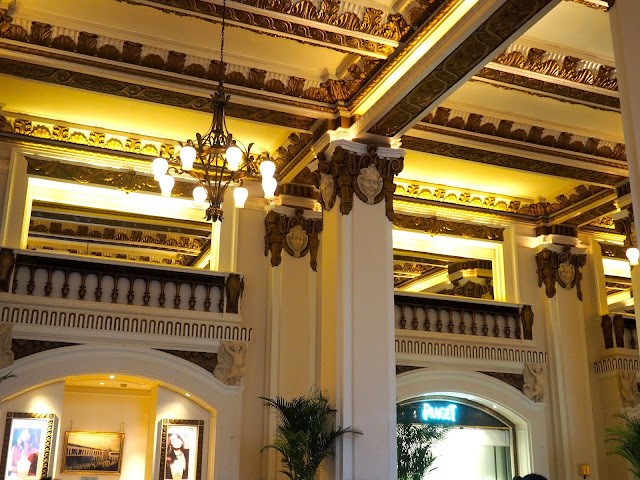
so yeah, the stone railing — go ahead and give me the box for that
[601,313,637,350]
[395,292,533,340]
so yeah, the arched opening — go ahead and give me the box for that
[1,345,243,480]
[397,368,550,479]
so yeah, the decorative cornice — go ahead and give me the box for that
[493,45,618,91]
[589,215,616,230]
[535,246,586,300]
[472,68,620,111]
[420,106,625,163]
[272,132,316,172]
[313,144,403,221]
[562,200,617,227]
[0,58,316,131]
[264,208,323,271]
[565,0,610,12]
[393,213,504,241]
[368,0,554,136]
[400,136,626,185]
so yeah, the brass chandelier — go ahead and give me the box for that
[151,0,276,222]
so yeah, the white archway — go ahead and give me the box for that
[396,367,550,478]
[0,344,243,480]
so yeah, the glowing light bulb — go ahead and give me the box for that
[626,247,640,266]
[234,186,249,208]
[193,186,208,205]
[226,145,243,171]
[152,157,168,180]
[262,177,277,200]
[159,175,175,197]
[180,146,197,170]
[259,159,276,179]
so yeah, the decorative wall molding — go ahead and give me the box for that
[314,145,404,221]
[158,349,218,375]
[400,137,625,185]
[272,132,315,171]
[264,208,323,271]
[368,0,554,136]
[535,246,587,300]
[11,338,76,361]
[213,340,247,386]
[0,323,13,368]
[393,214,504,241]
[523,363,545,402]
[396,364,423,375]
[565,0,610,11]
[594,355,640,374]
[618,371,640,408]
[480,371,524,393]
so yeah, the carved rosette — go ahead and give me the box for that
[213,340,247,386]
[313,145,404,221]
[265,209,323,271]
[535,246,586,300]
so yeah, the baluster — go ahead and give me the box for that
[399,305,407,329]
[447,308,454,333]
[631,329,637,350]
[127,276,135,304]
[459,310,466,334]
[61,269,70,298]
[143,279,151,306]
[423,307,430,331]
[27,265,36,295]
[412,305,418,330]
[11,265,18,293]
[44,267,54,296]
[504,313,511,338]
[189,283,197,310]
[515,313,522,339]
[159,280,166,307]
[436,307,443,332]
[218,285,225,312]
[493,314,500,337]
[470,312,477,335]
[95,273,103,301]
[79,272,87,300]
[111,275,120,303]
[174,282,182,309]
[204,285,212,312]
[482,312,489,336]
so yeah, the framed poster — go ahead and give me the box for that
[0,412,55,480]
[62,431,124,474]
[158,419,204,480]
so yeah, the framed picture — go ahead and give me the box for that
[0,412,55,480]
[158,419,204,480]
[62,431,124,474]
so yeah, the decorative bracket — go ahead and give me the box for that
[535,245,586,300]
[213,340,247,386]
[264,208,323,271]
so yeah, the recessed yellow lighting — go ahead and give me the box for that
[109,375,115,379]
[185,393,190,397]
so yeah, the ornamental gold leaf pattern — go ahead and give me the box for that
[393,214,504,241]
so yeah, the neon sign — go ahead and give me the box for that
[421,403,457,422]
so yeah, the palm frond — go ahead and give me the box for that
[0,372,15,383]
[607,413,640,479]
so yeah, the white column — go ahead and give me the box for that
[319,141,403,480]
[0,149,30,248]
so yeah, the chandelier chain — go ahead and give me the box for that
[219,0,227,90]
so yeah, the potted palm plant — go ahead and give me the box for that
[261,389,361,480]
[397,422,449,480]
[607,413,640,479]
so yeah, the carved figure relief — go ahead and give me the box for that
[523,363,545,402]
[265,209,323,270]
[618,371,640,408]
[213,341,247,386]
[535,246,586,300]
[0,323,14,368]
[313,145,404,221]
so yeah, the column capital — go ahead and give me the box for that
[264,206,323,271]
[313,140,404,221]
[535,244,587,300]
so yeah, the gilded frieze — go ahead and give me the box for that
[393,214,504,241]
[400,136,626,185]
[264,209,323,271]
[368,0,554,137]
[535,246,586,300]
[421,107,626,162]
[565,0,610,11]
[272,132,315,172]
[562,201,617,227]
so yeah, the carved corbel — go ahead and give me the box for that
[0,249,16,292]
[225,274,244,314]
[618,371,640,408]
[313,145,404,221]
[535,246,586,300]
[0,323,14,369]
[264,209,323,271]
[213,340,247,386]
[523,363,545,402]
[520,305,534,341]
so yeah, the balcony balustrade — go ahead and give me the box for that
[601,313,637,350]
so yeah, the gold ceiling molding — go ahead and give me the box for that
[0,11,379,107]
[565,0,610,11]
[493,46,618,91]
[535,246,586,300]
[562,200,617,227]
[368,0,554,137]
[264,208,323,271]
[589,216,615,230]
[1,116,175,159]
[472,69,620,111]
[400,136,626,185]
[393,214,504,241]
[111,0,394,56]
[0,58,316,131]
[421,107,626,162]
[272,132,316,173]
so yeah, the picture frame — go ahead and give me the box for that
[0,412,55,480]
[62,431,125,475]
[158,419,204,480]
